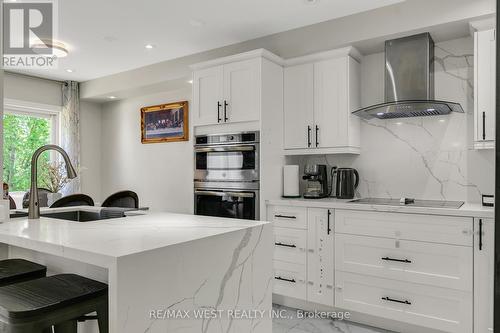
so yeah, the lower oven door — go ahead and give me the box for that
[194,189,259,220]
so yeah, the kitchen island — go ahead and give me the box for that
[0,208,272,333]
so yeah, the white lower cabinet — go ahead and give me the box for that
[307,208,334,307]
[335,271,473,333]
[474,218,494,333]
[270,205,481,333]
[270,206,333,306]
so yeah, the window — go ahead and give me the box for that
[2,99,60,192]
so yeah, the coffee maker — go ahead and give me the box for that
[303,164,329,199]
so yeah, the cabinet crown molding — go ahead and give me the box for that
[284,46,362,67]
[190,48,284,70]
[469,17,496,33]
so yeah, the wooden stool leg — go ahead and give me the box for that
[53,320,77,333]
[96,301,109,333]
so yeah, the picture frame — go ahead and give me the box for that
[140,101,189,144]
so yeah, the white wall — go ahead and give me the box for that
[80,101,102,202]
[100,89,193,213]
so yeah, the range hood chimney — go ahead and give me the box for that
[353,33,464,120]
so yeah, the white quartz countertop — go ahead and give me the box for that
[267,198,494,219]
[0,207,268,267]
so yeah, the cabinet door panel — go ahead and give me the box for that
[223,58,260,123]
[313,58,348,148]
[268,205,307,230]
[193,66,223,126]
[335,234,472,291]
[273,260,307,300]
[284,64,314,149]
[335,209,473,246]
[475,29,496,143]
[307,208,334,307]
[474,218,494,333]
[335,272,472,333]
[274,227,307,265]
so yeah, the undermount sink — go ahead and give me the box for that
[10,209,127,222]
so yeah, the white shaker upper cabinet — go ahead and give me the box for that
[474,28,496,149]
[283,63,314,149]
[283,47,361,155]
[223,58,261,124]
[474,218,494,333]
[192,66,224,126]
[191,49,283,127]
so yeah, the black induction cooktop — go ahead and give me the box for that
[349,198,464,209]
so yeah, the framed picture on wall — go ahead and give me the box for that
[140,101,189,143]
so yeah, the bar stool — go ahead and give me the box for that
[0,259,46,287]
[0,274,108,333]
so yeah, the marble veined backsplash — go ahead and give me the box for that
[292,37,494,203]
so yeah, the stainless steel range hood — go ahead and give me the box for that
[353,33,464,120]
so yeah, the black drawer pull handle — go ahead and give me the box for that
[315,125,319,147]
[479,219,483,251]
[382,297,411,305]
[275,242,297,248]
[307,126,312,147]
[217,101,222,123]
[224,100,229,122]
[327,209,332,235]
[482,112,486,140]
[274,214,296,219]
[381,257,412,264]
[275,276,296,283]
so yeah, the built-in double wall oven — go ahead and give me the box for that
[194,131,259,220]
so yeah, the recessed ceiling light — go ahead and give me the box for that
[189,19,205,27]
[108,96,117,99]
[187,80,193,84]
[145,44,155,49]
[303,0,318,4]
[66,69,74,73]
[32,40,69,58]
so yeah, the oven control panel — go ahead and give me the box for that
[195,131,259,146]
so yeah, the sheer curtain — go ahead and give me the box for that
[61,81,80,195]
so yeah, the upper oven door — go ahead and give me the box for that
[194,143,259,182]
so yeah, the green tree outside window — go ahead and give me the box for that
[3,113,52,191]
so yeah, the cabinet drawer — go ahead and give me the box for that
[268,205,307,229]
[335,234,472,291]
[273,260,306,300]
[274,227,307,265]
[335,272,472,333]
[335,210,473,246]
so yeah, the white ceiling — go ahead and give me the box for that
[14,0,404,82]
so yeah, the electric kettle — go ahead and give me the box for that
[335,168,359,199]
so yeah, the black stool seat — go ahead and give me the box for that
[0,274,107,319]
[0,259,46,287]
